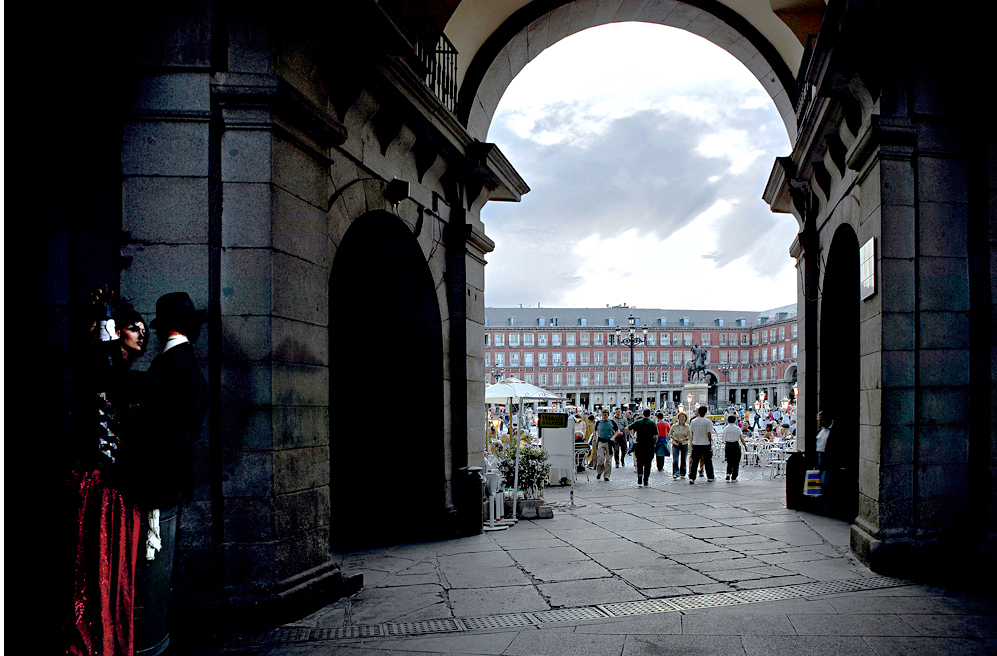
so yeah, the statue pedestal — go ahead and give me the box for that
[682,383,709,411]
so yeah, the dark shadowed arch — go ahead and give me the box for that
[819,224,860,521]
[329,211,446,548]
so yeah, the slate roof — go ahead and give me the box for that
[484,303,796,329]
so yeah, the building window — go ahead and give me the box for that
[509,317,516,326]
[540,374,548,386]
[622,372,630,384]
[509,333,519,346]
[495,353,504,366]
[567,373,576,386]
[566,352,576,366]
[741,350,749,364]
[662,371,670,383]
[539,333,548,346]
[608,372,617,384]
[635,351,644,364]
[761,369,767,380]
[674,333,682,345]
[684,351,692,364]
[770,328,776,341]
[720,333,727,346]
[673,351,682,364]
[594,351,603,365]
[510,353,519,366]
[730,370,738,383]
[539,353,547,366]
[553,353,562,365]
[493,333,504,346]
[579,317,587,326]
[701,333,710,346]
[524,333,534,346]
[524,353,534,366]
[754,349,760,362]
[581,352,590,365]
[552,334,561,346]
[740,333,749,345]
[716,318,724,326]
[779,326,785,341]
[647,351,656,364]
[661,332,670,346]
[581,373,589,386]
[538,317,546,326]
[580,332,589,346]
[553,373,562,385]
[484,353,490,366]
[648,371,656,384]
[608,352,616,365]
[792,344,798,358]
[485,334,491,347]
[566,333,576,346]
[594,332,604,346]
[660,351,669,364]
[635,372,643,384]
[595,372,603,385]
[607,317,615,327]
[621,351,630,365]
[647,333,655,346]
[526,374,534,383]
[684,333,693,346]
[779,345,785,360]
[720,351,728,363]
[792,324,798,338]
[771,367,776,379]
[762,348,768,362]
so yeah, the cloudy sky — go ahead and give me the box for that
[480,22,798,310]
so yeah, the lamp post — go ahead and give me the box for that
[615,315,647,408]
[717,362,733,412]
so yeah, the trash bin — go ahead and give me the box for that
[457,466,485,536]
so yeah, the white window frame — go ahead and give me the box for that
[539,353,548,366]
[524,333,535,346]
[661,333,670,346]
[509,333,519,346]
[566,333,576,346]
[524,353,534,366]
[494,333,504,346]
[552,334,561,346]
[538,333,548,346]
[580,333,590,346]
[594,332,604,346]
[594,351,603,365]
[509,353,519,366]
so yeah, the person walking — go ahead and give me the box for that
[630,409,658,486]
[688,406,716,484]
[670,412,691,479]
[611,408,628,467]
[654,412,671,472]
[593,410,617,481]
[722,415,747,481]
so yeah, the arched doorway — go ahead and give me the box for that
[328,211,447,548]
[818,225,860,521]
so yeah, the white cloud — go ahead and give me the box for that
[481,21,796,310]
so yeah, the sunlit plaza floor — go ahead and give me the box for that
[186,452,996,655]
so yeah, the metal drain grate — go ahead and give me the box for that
[533,607,609,623]
[599,599,680,617]
[460,613,537,630]
[385,619,460,636]
[257,576,911,644]
[667,593,741,610]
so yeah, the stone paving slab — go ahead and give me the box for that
[186,458,997,656]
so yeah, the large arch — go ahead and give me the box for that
[329,211,448,548]
[447,0,806,145]
[818,223,860,521]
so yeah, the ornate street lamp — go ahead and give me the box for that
[615,315,647,408]
[717,362,734,411]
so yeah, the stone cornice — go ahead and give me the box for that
[846,114,916,173]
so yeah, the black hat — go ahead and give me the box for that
[149,292,207,332]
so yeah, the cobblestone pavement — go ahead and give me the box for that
[187,453,996,655]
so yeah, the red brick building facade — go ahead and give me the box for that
[485,305,798,411]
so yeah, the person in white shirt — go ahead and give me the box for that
[688,406,716,483]
[722,415,747,481]
[815,410,833,489]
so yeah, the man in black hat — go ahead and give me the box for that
[134,292,208,655]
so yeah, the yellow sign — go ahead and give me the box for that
[537,413,569,429]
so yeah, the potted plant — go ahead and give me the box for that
[499,442,550,500]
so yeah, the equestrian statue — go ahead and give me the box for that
[687,344,708,383]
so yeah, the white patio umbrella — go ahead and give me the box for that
[484,377,560,521]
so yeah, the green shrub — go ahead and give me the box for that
[499,443,550,500]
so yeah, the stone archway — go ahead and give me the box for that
[329,211,447,548]
[819,224,860,521]
[450,0,801,147]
